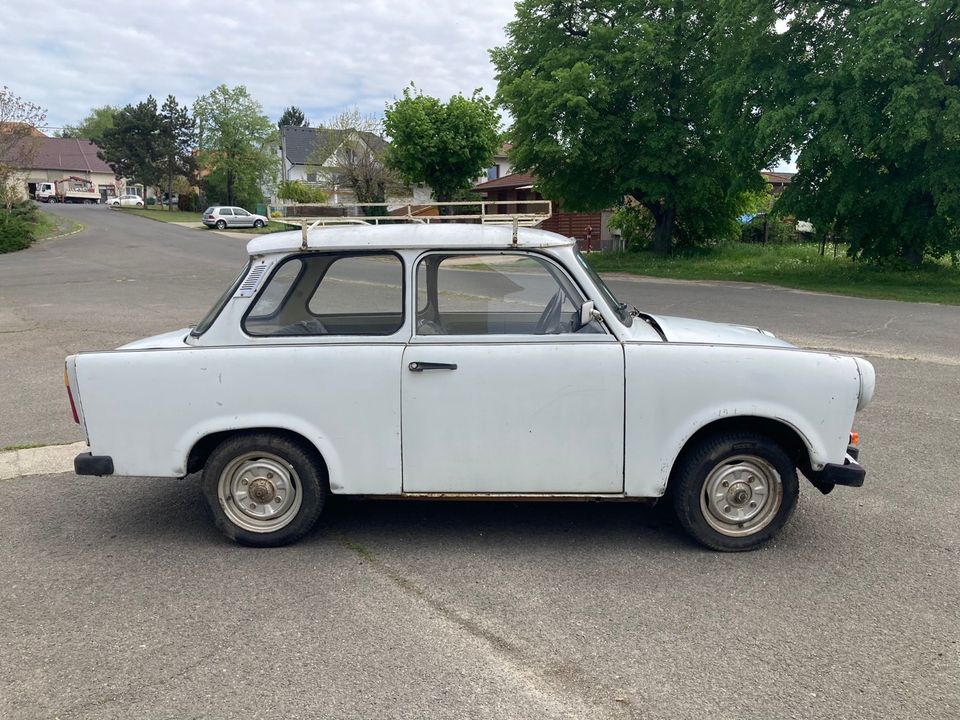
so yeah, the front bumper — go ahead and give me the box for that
[806,445,865,494]
[75,453,114,476]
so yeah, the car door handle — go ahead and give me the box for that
[408,361,458,372]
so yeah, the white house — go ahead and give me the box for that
[277,126,429,207]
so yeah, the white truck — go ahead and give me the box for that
[36,177,100,204]
[64,222,875,551]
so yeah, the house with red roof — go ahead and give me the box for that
[2,136,128,203]
[471,171,615,251]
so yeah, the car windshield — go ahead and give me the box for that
[574,249,632,327]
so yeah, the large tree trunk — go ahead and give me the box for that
[166,166,173,212]
[435,191,454,216]
[903,241,924,267]
[649,203,676,255]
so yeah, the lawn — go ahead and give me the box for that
[115,206,296,234]
[586,242,960,305]
[32,210,82,240]
[116,207,203,223]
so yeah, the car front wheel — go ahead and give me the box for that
[202,432,326,547]
[253,219,264,228]
[670,431,799,552]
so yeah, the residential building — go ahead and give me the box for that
[277,125,428,206]
[761,170,795,195]
[477,143,513,183]
[471,172,615,250]
[3,136,126,202]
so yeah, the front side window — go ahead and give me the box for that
[244,252,404,336]
[415,253,593,336]
[234,208,250,216]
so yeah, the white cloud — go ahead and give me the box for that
[0,0,516,130]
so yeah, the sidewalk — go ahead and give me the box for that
[0,442,85,480]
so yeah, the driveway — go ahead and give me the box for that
[0,204,957,719]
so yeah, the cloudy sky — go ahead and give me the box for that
[2,0,517,131]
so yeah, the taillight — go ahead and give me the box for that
[64,366,79,424]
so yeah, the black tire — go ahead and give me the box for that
[253,219,264,228]
[215,219,227,229]
[201,432,326,547]
[670,431,799,552]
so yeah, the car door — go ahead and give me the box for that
[401,251,625,494]
[233,208,253,227]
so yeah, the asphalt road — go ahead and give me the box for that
[1,205,957,719]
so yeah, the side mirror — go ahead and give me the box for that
[579,300,601,329]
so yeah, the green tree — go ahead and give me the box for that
[58,105,117,145]
[193,85,278,207]
[492,1,765,253]
[717,0,960,265]
[98,96,162,188]
[384,85,499,212]
[158,95,195,212]
[278,105,309,129]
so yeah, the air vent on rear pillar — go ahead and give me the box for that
[236,263,269,297]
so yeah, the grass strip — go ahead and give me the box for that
[587,243,960,305]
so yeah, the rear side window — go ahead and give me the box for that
[191,262,251,337]
[244,252,404,336]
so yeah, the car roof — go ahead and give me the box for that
[246,223,575,255]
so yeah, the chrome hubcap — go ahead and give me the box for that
[700,455,782,537]
[217,452,301,533]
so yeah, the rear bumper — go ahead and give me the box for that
[75,453,114,476]
[806,445,865,494]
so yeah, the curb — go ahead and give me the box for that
[41,224,85,242]
[0,442,85,480]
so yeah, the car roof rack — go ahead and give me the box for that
[268,200,553,249]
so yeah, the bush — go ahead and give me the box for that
[178,193,200,212]
[8,200,39,224]
[277,180,327,204]
[608,204,655,251]
[741,214,801,244]
[0,213,35,253]
[146,196,156,206]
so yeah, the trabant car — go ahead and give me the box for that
[65,224,875,551]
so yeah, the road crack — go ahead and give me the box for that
[335,533,635,718]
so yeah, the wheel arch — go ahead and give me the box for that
[186,427,330,483]
[667,416,815,491]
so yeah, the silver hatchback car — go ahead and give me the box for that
[203,206,269,229]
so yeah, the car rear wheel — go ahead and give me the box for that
[670,431,799,552]
[253,219,264,228]
[201,432,326,547]
[215,219,226,229]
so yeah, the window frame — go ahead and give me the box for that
[241,250,407,339]
[190,260,252,338]
[411,250,611,342]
